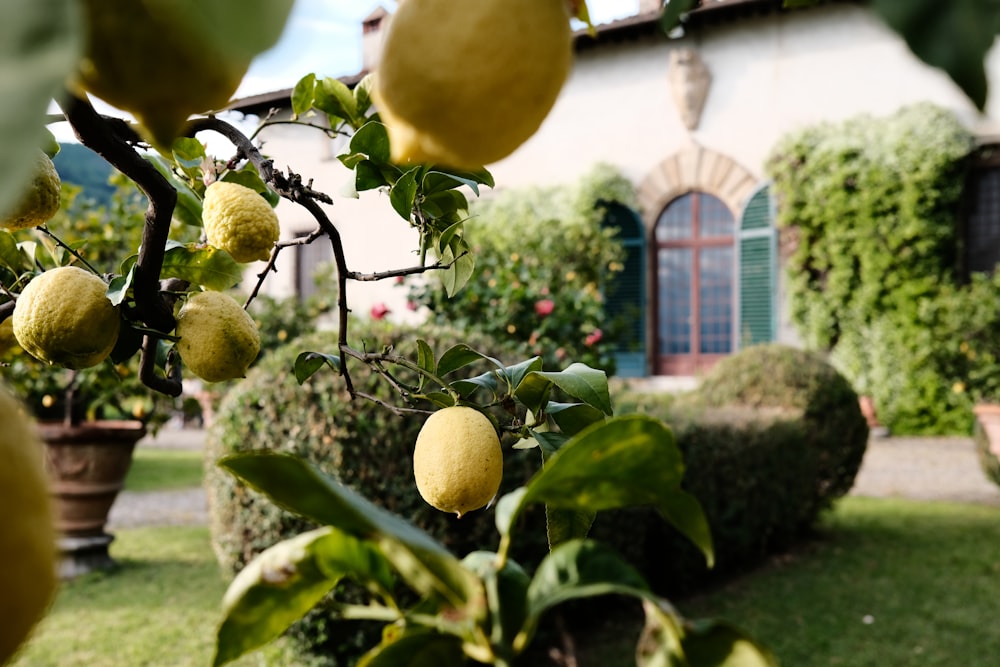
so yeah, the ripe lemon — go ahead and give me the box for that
[413,406,503,517]
[75,0,253,148]
[12,266,121,369]
[175,290,261,383]
[375,0,573,168]
[0,383,58,664]
[201,182,280,264]
[1,151,61,231]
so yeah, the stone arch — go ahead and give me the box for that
[636,143,757,230]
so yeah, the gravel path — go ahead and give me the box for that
[105,429,1000,531]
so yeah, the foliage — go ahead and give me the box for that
[51,142,115,205]
[407,163,633,374]
[593,406,813,594]
[686,343,869,514]
[766,103,983,433]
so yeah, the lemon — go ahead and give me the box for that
[1,151,61,231]
[0,383,58,665]
[75,0,252,148]
[175,290,261,382]
[12,266,121,370]
[413,406,503,517]
[375,0,573,168]
[201,182,280,264]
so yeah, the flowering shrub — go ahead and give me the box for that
[406,163,634,373]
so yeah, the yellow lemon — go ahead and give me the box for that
[375,0,573,168]
[413,406,503,517]
[1,151,61,231]
[75,0,253,148]
[175,290,261,382]
[0,383,58,664]
[12,266,121,369]
[201,182,280,264]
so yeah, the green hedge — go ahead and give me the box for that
[205,322,546,666]
[602,344,869,593]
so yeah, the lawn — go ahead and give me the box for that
[124,447,205,492]
[13,497,1000,666]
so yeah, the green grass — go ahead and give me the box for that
[14,498,1000,666]
[573,496,1000,666]
[124,447,205,492]
[13,526,295,667]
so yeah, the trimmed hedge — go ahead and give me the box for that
[601,344,869,594]
[205,322,545,666]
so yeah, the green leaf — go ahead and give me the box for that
[461,551,530,646]
[660,0,696,33]
[291,73,317,118]
[679,618,779,667]
[439,237,475,297]
[422,170,491,197]
[500,357,544,394]
[221,168,273,201]
[355,160,390,192]
[294,351,341,384]
[451,370,502,400]
[160,245,243,291]
[357,628,464,667]
[354,73,376,117]
[415,339,436,391]
[421,190,469,219]
[220,452,480,608]
[635,598,686,667]
[437,344,494,377]
[215,527,396,667]
[0,230,30,273]
[172,137,207,169]
[145,155,203,227]
[390,168,420,220]
[517,540,649,650]
[512,373,553,416]
[350,121,391,163]
[545,507,596,551]
[498,416,714,568]
[546,402,606,436]
[526,431,567,460]
[106,267,134,307]
[315,76,358,125]
[0,0,81,218]
[530,363,613,416]
[871,0,996,110]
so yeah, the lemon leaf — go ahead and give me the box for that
[356,628,464,667]
[291,73,317,118]
[0,0,81,219]
[315,76,358,126]
[293,351,340,384]
[160,245,243,291]
[390,168,420,220]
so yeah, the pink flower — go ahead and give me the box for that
[370,303,391,320]
[395,275,406,285]
[406,300,418,311]
[534,299,555,317]
[584,329,603,347]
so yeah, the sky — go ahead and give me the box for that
[236,0,641,97]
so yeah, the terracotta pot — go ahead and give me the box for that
[973,404,1000,488]
[37,420,146,578]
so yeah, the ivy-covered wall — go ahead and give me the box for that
[766,103,1000,434]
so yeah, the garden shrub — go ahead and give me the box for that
[206,320,546,666]
[689,343,869,512]
[406,162,633,374]
[593,407,813,594]
[597,344,868,594]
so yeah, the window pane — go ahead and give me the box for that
[967,166,1000,273]
[699,246,733,354]
[658,248,691,354]
[655,194,693,242]
[699,194,734,238]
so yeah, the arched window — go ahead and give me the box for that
[654,192,735,375]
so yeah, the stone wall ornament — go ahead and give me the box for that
[668,47,712,130]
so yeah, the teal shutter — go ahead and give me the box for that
[738,186,777,347]
[601,203,646,377]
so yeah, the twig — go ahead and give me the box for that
[244,227,326,308]
[346,252,469,281]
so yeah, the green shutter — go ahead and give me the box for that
[601,204,646,377]
[738,186,776,347]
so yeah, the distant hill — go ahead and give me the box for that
[52,142,115,206]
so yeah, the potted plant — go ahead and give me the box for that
[0,178,179,577]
